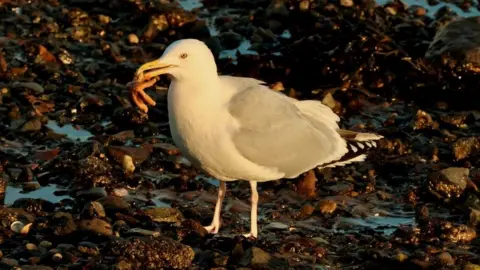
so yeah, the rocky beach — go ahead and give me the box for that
[1,0,480,269]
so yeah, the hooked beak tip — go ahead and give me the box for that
[135,59,172,81]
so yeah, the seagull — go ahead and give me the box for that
[129,39,383,238]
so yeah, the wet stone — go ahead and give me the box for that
[97,196,130,212]
[83,201,106,218]
[452,137,480,161]
[441,223,477,243]
[438,252,455,266]
[77,219,113,236]
[0,208,35,226]
[176,219,207,243]
[428,167,469,201]
[106,236,195,269]
[51,212,77,236]
[125,228,160,237]
[143,207,184,223]
[0,258,18,267]
[317,200,337,214]
[78,242,100,256]
[426,17,480,67]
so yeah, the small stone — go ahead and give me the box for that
[20,117,44,132]
[428,167,469,201]
[317,200,337,214]
[394,252,408,262]
[414,109,436,130]
[122,155,135,174]
[385,6,397,15]
[266,0,289,17]
[469,208,480,227]
[22,182,41,192]
[0,258,18,267]
[83,201,106,218]
[39,241,52,249]
[106,236,195,269]
[441,223,476,243]
[128,33,139,44]
[296,170,316,198]
[413,6,427,17]
[465,263,480,270]
[77,219,113,236]
[299,0,309,11]
[97,196,130,212]
[26,243,37,251]
[115,260,133,270]
[98,14,111,24]
[264,222,289,231]
[144,207,184,223]
[52,253,62,262]
[340,0,354,7]
[78,242,100,256]
[125,228,161,237]
[452,137,480,161]
[251,247,271,268]
[270,82,284,91]
[298,204,315,219]
[438,252,454,265]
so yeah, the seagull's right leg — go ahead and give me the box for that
[204,180,226,234]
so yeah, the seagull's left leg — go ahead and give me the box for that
[243,181,258,239]
[204,180,226,234]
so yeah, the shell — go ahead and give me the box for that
[10,221,25,233]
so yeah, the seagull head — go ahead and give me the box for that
[135,39,218,82]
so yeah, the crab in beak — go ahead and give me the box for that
[129,59,173,113]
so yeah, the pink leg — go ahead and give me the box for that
[243,181,258,238]
[204,181,226,234]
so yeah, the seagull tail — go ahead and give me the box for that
[318,129,383,169]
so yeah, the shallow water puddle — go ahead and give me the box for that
[46,120,93,142]
[334,215,415,235]
[178,0,203,11]
[4,184,71,205]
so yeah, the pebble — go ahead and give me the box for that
[264,222,289,231]
[296,170,316,198]
[251,247,271,268]
[77,219,113,236]
[428,167,469,201]
[22,182,41,192]
[465,264,480,270]
[52,253,62,262]
[317,200,337,214]
[299,0,309,11]
[438,252,454,265]
[1,258,19,267]
[26,243,37,251]
[39,241,52,249]
[78,242,100,256]
[340,0,354,7]
[298,204,315,218]
[144,207,184,223]
[122,155,135,174]
[125,228,161,237]
[128,33,139,44]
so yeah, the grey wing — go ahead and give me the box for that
[228,85,348,179]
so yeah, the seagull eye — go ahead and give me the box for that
[179,53,188,59]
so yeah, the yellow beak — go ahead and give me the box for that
[135,59,172,82]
